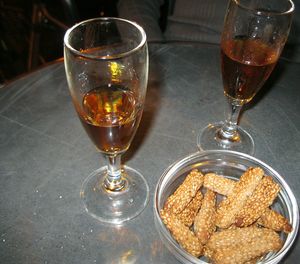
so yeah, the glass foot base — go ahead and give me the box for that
[197,122,255,155]
[80,165,149,224]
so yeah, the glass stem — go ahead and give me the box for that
[218,100,243,142]
[103,154,127,192]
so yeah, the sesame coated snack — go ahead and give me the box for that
[216,167,264,228]
[160,167,292,264]
[194,189,216,244]
[205,226,278,251]
[235,176,280,227]
[160,209,203,257]
[203,173,292,233]
[203,173,236,196]
[206,227,282,264]
[164,169,204,214]
[177,190,203,227]
[258,208,292,233]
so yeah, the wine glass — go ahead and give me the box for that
[198,0,294,155]
[64,17,149,224]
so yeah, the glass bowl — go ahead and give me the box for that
[154,150,299,264]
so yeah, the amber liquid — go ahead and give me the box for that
[79,84,142,154]
[221,38,278,104]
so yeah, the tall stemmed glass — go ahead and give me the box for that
[64,18,149,224]
[198,0,294,155]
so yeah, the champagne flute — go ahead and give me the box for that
[64,18,149,224]
[198,0,294,155]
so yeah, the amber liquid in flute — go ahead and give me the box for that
[79,84,142,154]
[221,38,279,104]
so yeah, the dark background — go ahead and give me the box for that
[0,0,118,84]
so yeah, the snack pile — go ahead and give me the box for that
[160,167,292,264]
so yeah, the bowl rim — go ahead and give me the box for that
[154,150,299,264]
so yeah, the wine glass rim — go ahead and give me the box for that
[233,0,295,16]
[64,17,147,60]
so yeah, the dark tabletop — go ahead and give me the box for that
[0,43,299,264]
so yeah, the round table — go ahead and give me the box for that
[0,43,299,263]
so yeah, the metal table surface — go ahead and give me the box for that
[0,43,299,264]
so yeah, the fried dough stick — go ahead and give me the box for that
[216,167,264,228]
[204,172,292,232]
[194,189,216,245]
[235,176,280,227]
[208,228,282,264]
[164,169,204,214]
[160,209,203,257]
[177,191,203,227]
